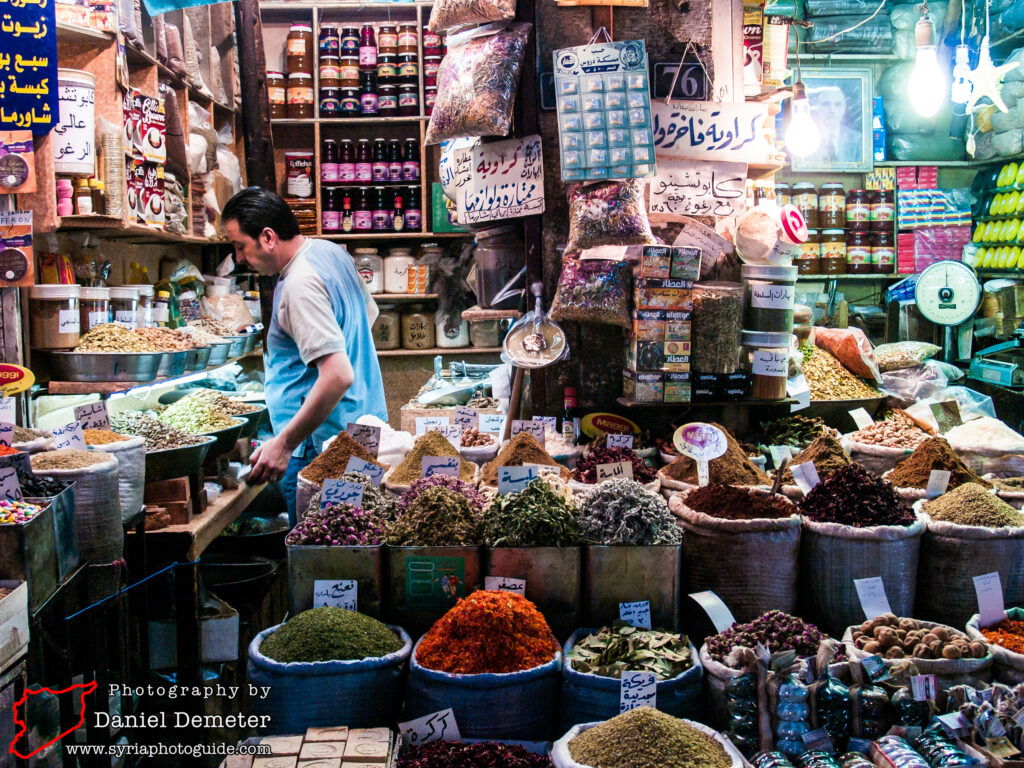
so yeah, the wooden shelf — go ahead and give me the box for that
[977,270,1024,278]
[616,397,797,408]
[57,216,227,246]
[321,232,469,240]
[794,53,900,61]
[274,117,429,126]
[377,347,502,357]
[797,273,905,281]
[56,21,114,43]
[372,293,439,300]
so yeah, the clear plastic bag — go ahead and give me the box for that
[566,180,656,252]
[880,360,959,404]
[550,256,632,327]
[428,0,516,34]
[904,387,997,432]
[424,23,531,146]
[873,341,941,372]
[812,326,881,382]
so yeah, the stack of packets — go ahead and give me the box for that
[897,189,972,229]
[622,246,699,404]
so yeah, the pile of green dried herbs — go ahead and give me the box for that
[576,479,682,545]
[259,607,403,663]
[385,486,483,546]
[567,707,731,768]
[568,623,693,680]
[483,476,581,547]
[306,471,397,522]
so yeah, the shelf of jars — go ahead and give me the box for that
[377,347,502,357]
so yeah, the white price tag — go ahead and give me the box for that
[415,416,449,435]
[855,576,892,619]
[0,423,13,447]
[114,311,135,324]
[532,416,558,431]
[346,423,381,458]
[152,306,170,323]
[57,309,80,333]
[849,408,874,431]
[478,413,506,434]
[787,374,811,412]
[0,398,15,424]
[344,456,385,486]
[454,406,478,428]
[320,479,364,509]
[484,576,526,596]
[51,421,85,451]
[313,579,357,610]
[769,445,793,468]
[596,462,633,483]
[422,456,460,478]
[790,462,820,495]
[752,350,788,378]
[689,590,736,633]
[512,420,546,445]
[925,470,951,500]
[88,310,107,329]
[974,571,1007,628]
[620,671,657,713]
[74,402,110,430]
[607,434,634,449]
[911,674,937,702]
[398,709,460,747]
[697,459,710,487]
[0,467,22,502]
[437,425,463,444]
[497,465,538,494]
[619,600,652,630]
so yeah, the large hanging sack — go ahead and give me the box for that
[967,607,1024,684]
[404,638,562,740]
[247,624,412,735]
[88,437,146,523]
[559,629,702,731]
[669,493,801,622]
[800,517,925,637]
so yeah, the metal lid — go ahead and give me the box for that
[741,330,792,347]
[79,287,110,300]
[109,287,140,300]
[741,264,798,281]
[30,284,80,299]
[122,284,154,296]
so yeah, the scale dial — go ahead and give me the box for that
[914,260,982,326]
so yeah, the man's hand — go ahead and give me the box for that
[249,435,294,485]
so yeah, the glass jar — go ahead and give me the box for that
[267,71,287,119]
[320,87,342,117]
[436,313,470,348]
[819,183,846,229]
[398,53,419,83]
[383,248,415,293]
[378,85,399,116]
[742,330,790,400]
[319,55,341,88]
[29,284,80,349]
[322,188,341,233]
[286,73,314,119]
[423,28,442,54]
[339,56,360,87]
[377,54,398,84]
[286,24,314,74]
[353,248,384,293]
[821,229,847,274]
[319,24,340,56]
[792,183,818,229]
[124,284,155,327]
[340,88,360,116]
[79,286,111,332]
[796,229,821,275]
[775,182,791,208]
[401,304,435,349]
[340,27,360,54]
[425,86,437,115]
[691,281,743,374]
[872,231,895,274]
[741,264,797,335]
[846,189,871,231]
[846,231,873,274]
[397,24,418,53]
[378,24,398,53]
[372,303,400,350]
[398,83,419,117]
[322,139,339,182]
[871,189,894,232]
[423,55,442,84]
[109,286,140,328]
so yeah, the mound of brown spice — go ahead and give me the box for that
[886,437,991,490]
[684,484,795,520]
[390,431,475,484]
[662,423,769,486]
[780,432,853,485]
[299,431,386,485]
[481,432,568,486]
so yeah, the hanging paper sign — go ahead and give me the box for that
[344,457,385,486]
[652,100,774,164]
[51,421,85,451]
[854,576,892,619]
[455,135,545,224]
[673,423,727,487]
[422,456,460,478]
[689,590,736,633]
[974,572,1008,628]
[607,434,634,449]
[653,61,709,100]
[346,423,381,458]
[398,709,460,748]
[0,0,58,135]
[911,674,937,702]
[484,575,526,595]
[454,407,478,428]
[596,462,633,482]
[74,402,110,431]
[553,40,656,182]
[618,601,652,629]
[620,671,657,713]
[648,160,747,219]
[320,480,364,509]
[313,580,357,610]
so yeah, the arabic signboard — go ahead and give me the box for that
[455,136,545,224]
[651,100,774,164]
[649,160,747,219]
[0,0,58,134]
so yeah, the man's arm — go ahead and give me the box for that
[248,351,354,484]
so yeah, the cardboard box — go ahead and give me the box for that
[637,246,672,278]
[670,246,701,280]
[634,278,694,311]
[664,372,691,403]
[664,311,691,341]
[625,338,666,372]
[148,594,239,669]
[622,370,663,403]
[0,581,28,670]
[431,183,467,233]
[631,310,665,340]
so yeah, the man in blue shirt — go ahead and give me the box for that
[222,188,387,522]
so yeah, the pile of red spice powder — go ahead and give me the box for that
[415,590,558,675]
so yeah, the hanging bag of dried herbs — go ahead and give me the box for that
[248,607,412,734]
[914,490,1024,628]
[428,0,516,33]
[550,255,633,328]
[668,485,801,623]
[966,606,1024,684]
[560,624,702,731]
[565,180,656,252]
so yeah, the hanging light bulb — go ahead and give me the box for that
[909,11,948,116]
[785,81,821,157]
[951,44,973,104]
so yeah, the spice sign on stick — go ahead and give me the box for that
[422,456,460,478]
[607,433,634,449]
[0,397,15,424]
[484,575,526,596]
[436,425,463,444]
[454,406,478,429]
[0,422,12,448]
[689,590,736,633]
[344,457,385,486]
[498,465,538,494]
[619,601,652,630]
[911,674,937,702]
[74,401,110,430]
[51,421,85,451]
[854,576,893,619]
[769,445,793,467]
[925,469,951,500]
[790,462,820,496]
[673,423,727,487]
[478,413,506,434]
[346,423,381,458]
[320,479,364,509]
[398,708,461,748]
[974,571,1008,627]
[596,461,634,483]
[619,671,657,714]
[313,579,357,611]
[849,408,874,431]
[930,401,963,433]
[511,420,545,446]
[0,467,22,502]
[415,416,449,436]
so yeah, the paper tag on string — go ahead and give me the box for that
[320,479,364,509]
[925,470,951,500]
[849,408,874,430]
[974,571,1007,627]
[936,712,970,738]
[689,590,736,633]
[344,457,385,486]
[911,674,937,702]
[51,422,85,451]
[596,462,633,483]
[790,462,820,495]
[454,406,478,428]
[855,577,892,619]
[313,580,357,610]
[847,738,873,754]
[619,601,652,629]
[860,654,890,683]
[0,423,13,448]
[484,576,526,595]
[398,709,460,747]
[607,434,634,449]
[620,671,657,713]
[346,423,381,458]
[422,456,460,478]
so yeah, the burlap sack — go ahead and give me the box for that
[657,469,769,501]
[966,607,1024,684]
[845,438,914,476]
[382,463,480,494]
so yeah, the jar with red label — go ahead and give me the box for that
[818,182,846,229]
[320,87,342,116]
[286,73,314,119]
[340,87,360,116]
[287,24,314,74]
[399,83,419,116]
[341,27,360,54]
[424,55,442,86]
[339,56,360,87]
[267,71,286,119]
[378,84,398,116]
[792,183,818,229]
[356,139,372,182]
[319,24,340,56]
[423,28,442,54]
[376,54,398,84]
[322,188,341,233]
[796,229,821,275]
[339,139,355,182]
[775,182,791,208]
[398,24,418,52]
[359,24,377,68]
[319,55,341,88]
[872,231,895,273]
[398,53,419,83]
[820,229,847,274]
[846,189,871,231]
[378,25,398,52]
[285,152,314,198]
[322,139,340,183]
[871,189,894,232]
[847,231,872,274]
[425,86,437,115]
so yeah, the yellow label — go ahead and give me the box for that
[580,412,640,438]
[0,364,34,394]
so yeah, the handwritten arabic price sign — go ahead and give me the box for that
[511,420,546,445]
[607,433,634,449]
[453,406,478,429]
[619,600,652,630]
[320,479,364,509]
[313,580,357,611]
[0,466,22,502]
[854,576,892,620]
[422,456,460,478]
[596,462,633,483]
[0,397,15,425]
[648,160,747,220]
[484,575,527,596]
[0,423,12,447]
[346,423,381,458]
[498,465,538,494]
[344,456,385,486]
[74,402,110,431]
[455,135,545,225]
[415,416,449,435]
[51,421,85,451]
[620,671,657,713]
[651,100,774,165]
[0,0,58,135]
[398,709,461,747]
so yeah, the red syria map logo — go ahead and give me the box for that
[9,681,97,759]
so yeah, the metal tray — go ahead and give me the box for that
[156,350,188,377]
[185,346,212,372]
[235,406,268,439]
[243,333,258,354]
[208,341,232,367]
[223,336,246,357]
[203,418,246,459]
[144,435,216,483]
[803,395,889,432]
[42,351,164,382]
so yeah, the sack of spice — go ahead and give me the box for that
[966,607,1024,684]
[576,479,680,545]
[428,0,516,33]
[85,433,146,524]
[550,256,633,328]
[812,326,881,383]
[248,607,411,733]
[406,591,562,739]
[386,485,484,546]
[398,742,553,767]
[560,625,702,730]
[986,474,1024,508]
[565,180,656,253]
[775,432,854,499]
[799,342,881,402]
[668,485,801,623]
[480,432,569,488]
[483,475,581,547]
[882,437,993,502]
[914,489,1024,627]
[845,410,930,477]
[658,423,770,498]
[569,443,658,493]
[12,426,56,454]
[383,431,478,493]
[296,431,390,515]
[942,415,1024,477]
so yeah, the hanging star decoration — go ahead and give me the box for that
[965,34,1021,114]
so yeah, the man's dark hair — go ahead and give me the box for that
[222,187,300,241]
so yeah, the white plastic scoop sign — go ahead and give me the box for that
[673,423,726,487]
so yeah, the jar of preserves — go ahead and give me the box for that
[355,139,372,181]
[376,54,398,84]
[339,139,355,182]
[819,183,846,228]
[871,189,894,232]
[378,84,399,116]
[359,24,377,68]
[821,229,847,274]
[360,74,378,115]
[339,56,360,87]
[319,55,341,88]
[846,231,873,274]
[267,71,287,119]
[741,330,790,400]
[402,304,435,349]
[792,183,818,229]
[319,24,340,56]
[846,189,871,231]
[775,182,791,208]
[872,231,895,274]
[286,73,314,119]
[125,284,155,327]
[378,24,398,52]
[424,86,437,115]
[796,229,821,274]
[354,248,384,293]
[286,24,314,74]
[398,53,419,83]
[79,286,111,332]
[423,28,442,55]
[372,303,400,350]
[397,24,418,53]
[398,83,419,116]
[340,87,360,116]
[110,286,140,328]
[322,188,341,233]
[322,139,340,183]
[384,248,415,293]
[340,26,360,54]
[29,284,81,349]
[423,55,442,84]
[320,87,342,116]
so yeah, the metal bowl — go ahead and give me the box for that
[42,351,164,382]
[203,418,246,459]
[234,405,268,439]
[242,333,259,354]
[223,336,246,358]
[802,395,889,432]
[185,346,212,372]
[144,435,216,483]
[156,350,188,377]
[207,341,232,368]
